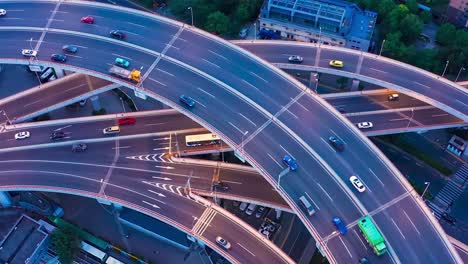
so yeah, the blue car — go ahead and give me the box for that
[282,155,298,171]
[114,58,130,68]
[333,217,347,235]
[179,95,195,107]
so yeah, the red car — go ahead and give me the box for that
[81,16,94,24]
[118,117,136,125]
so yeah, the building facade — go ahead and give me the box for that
[447,0,468,28]
[259,0,377,51]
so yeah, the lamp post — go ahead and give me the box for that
[187,7,193,26]
[442,60,449,77]
[318,27,322,47]
[422,182,431,199]
[406,108,414,129]
[455,67,465,82]
[254,22,257,41]
[379,39,386,56]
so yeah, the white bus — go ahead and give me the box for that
[185,133,221,147]
[80,241,107,262]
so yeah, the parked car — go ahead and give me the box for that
[103,126,120,135]
[335,106,346,113]
[62,45,78,53]
[14,131,30,140]
[50,131,66,140]
[51,54,67,62]
[332,216,347,235]
[329,60,344,68]
[114,57,130,68]
[232,201,240,207]
[388,93,399,101]
[110,30,126,39]
[72,143,87,152]
[0,9,6,16]
[245,203,257,216]
[349,175,366,193]
[441,213,456,225]
[255,206,266,218]
[179,95,196,107]
[215,236,231,250]
[288,55,303,64]
[282,154,298,171]
[328,136,345,151]
[118,117,136,125]
[81,16,94,24]
[213,181,229,191]
[21,49,37,57]
[357,122,373,129]
[239,28,248,38]
[239,202,249,211]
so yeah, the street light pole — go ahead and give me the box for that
[455,67,465,82]
[406,108,414,129]
[187,7,193,26]
[379,39,386,56]
[442,60,449,77]
[422,182,431,199]
[254,22,257,41]
[318,27,322,47]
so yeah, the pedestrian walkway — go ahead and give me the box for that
[428,165,468,219]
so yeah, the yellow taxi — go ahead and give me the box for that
[329,60,344,68]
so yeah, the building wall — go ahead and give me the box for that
[447,0,468,28]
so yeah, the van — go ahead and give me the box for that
[245,204,257,216]
[103,126,120,135]
[298,195,315,216]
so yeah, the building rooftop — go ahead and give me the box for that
[0,215,48,264]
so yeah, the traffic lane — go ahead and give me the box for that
[244,122,363,237]
[279,96,407,208]
[0,30,42,58]
[218,167,288,207]
[0,2,52,27]
[411,108,464,126]
[235,42,317,65]
[347,112,420,132]
[362,57,468,116]
[206,213,289,264]
[317,48,359,73]
[373,195,457,263]
[37,31,157,76]
[325,225,392,264]
[168,31,300,114]
[53,2,178,52]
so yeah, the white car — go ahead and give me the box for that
[215,236,231,250]
[349,175,366,193]
[357,122,373,129]
[22,49,37,57]
[15,131,30,140]
[0,9,6,16]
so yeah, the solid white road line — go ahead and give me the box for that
[156,68,175,77]
[305,192,320,210]
[339,236,353,258]
[431,114,448,117]
[267,153,283,169]
[111,53,132,60]
[317,183,333,201]
[197,87,215,98]
[369,168,385,186]
[202,58,220,68]
[142,200,160,209]
[370,67,387,74]
[237,243,256,256]
[208,49,227,60]
[192,98,206,108]
[148,77,167,86]
[249,71,268,83]
[403,210,420,236]
[352,229,368,250]
[238,113,256,127]
[321,137,336,152]
[112,146,131,149]
[391,218,406,239]
[228,121,244,134]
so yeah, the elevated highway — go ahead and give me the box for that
[0,1,465,263]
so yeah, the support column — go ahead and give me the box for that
[275,208,282,220]
[90,95,102,112]
[351,79,360,91]
[0,191,12,208]
[96,197,111,205]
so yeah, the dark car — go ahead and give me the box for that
[441,213,456,225]
[359,257,370,264]
[179,95,196,107]
[62,45,78,53]
[335,106,346,113]
[72,143,87,152]
[332,216,347,235]
[328,136,345,151]
[213,181,229,192]
[282,154,298,171]
[51,54,67,63]
[110,30,126,39]
[50,131,66,140]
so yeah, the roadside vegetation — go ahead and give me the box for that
[51,226,80,264]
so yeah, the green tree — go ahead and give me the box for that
[413,49,438,71]
[436,23,457,46]
[399,14,423,43]
[420,10,432,24]
[51,227,80,264]
[336,77,348,90]
[406,0,420,14]
[204,11,229,35]
[377,0,397,19]
[384,31,408,60]
[385,5,410,33]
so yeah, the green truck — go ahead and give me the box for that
[357,216,387,256]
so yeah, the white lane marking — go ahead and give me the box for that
[402,156,410,160]
[71,44,88,49]
[391,218,406,239]
[389,118,407,121]
[369,168,385,186]
[53,10,68,14]
[5,9,25,11]
[191,98,206,108]
[339,236,353,258]
[65,54,82,59]
[431,113,448,117]
[202,58,220,68]
[416,163,423,167]
[403,211,420,235]
[153,137,170,141]
[49,19,64,22]
[370,67,387,73]
[111,53,132,60]
[320,137,336,152]
[3,18,23,20]
[242,79,259,91]
[142,200,160,209]
[156,68,174,77]
[317,183,333,201]
[144,123,166,126]
[24,100,42,107]
[329,129,345,143]
[249,71,268,83]
[279,144,290,156]
[148,77,167,86]
[207,49,227,60]
[352,229,367,250]
[294,100,310,111]
[456,99,468,107]
[237,243,256,256]
[148,189,166,197]
[153,147,169,151]
[127,22,146,28]
[285,109,299,119]
[228,121,244,134]
[112,146,131,149]
[223,180,242,184]
[304,192,320,210]
[414,81,430,89]
[267,153,283,168]
[197,87,215,98]
[64,84,86,93]
[238,113,256,127]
